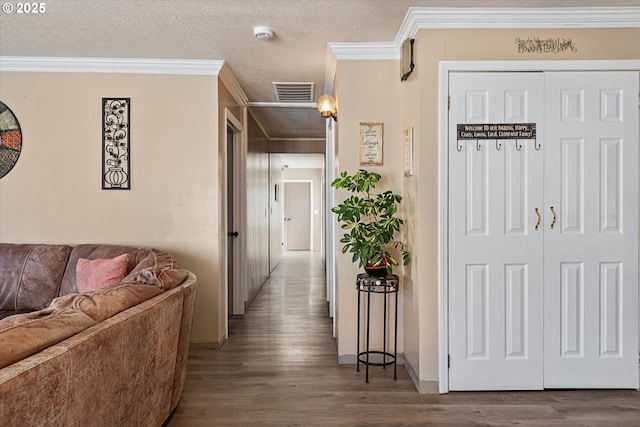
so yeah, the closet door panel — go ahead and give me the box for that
[543,71,638,388]
[449,72,544,390]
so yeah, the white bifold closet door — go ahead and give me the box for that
[543,71,638,388]
[449,72,545,390]
[448,70,638,391]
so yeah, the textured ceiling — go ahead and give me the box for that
[1,0,637,140]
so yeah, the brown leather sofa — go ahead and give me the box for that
[0,243,197,427]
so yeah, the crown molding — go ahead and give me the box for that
[0,56,225,75]
[396,7,640,43]
[329,7,640,61]
[0,56,251,108]
[219,62,249,106]
[329,42,399,61]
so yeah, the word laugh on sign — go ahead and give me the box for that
[457,123,536,140]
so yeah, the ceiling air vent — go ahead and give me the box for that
[273,82,315,102]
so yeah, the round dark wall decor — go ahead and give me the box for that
[0,101,22,179]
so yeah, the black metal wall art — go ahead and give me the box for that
[102,98,130,189]
[400,38,414,82]
[515,37,577,54]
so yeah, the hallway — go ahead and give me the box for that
[167,252,640,426]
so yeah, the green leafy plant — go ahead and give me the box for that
[331,169,410,274]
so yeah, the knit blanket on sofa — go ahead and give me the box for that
[0,283,162,369]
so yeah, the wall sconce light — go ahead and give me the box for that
[317,94,337,121]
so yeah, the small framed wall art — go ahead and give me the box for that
[404,126,414,176]
[102,98,130,190]
[359,121,383,166]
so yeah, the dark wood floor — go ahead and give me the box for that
[167,252,640,426]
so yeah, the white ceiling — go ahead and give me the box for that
[1,0,637,141]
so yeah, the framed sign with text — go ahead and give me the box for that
[359,122,383,166]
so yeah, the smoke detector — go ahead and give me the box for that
[254,26,273,40]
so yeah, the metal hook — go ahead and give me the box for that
[476,140,482,151]
[534,139,541,150]
[496,140,502,151]
[456,140,462,152]
[515,140,523,151]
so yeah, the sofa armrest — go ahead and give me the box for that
[170,272,197,410]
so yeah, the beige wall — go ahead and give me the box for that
[0,71,223,345]
[334,59,405,359]
[400,33,431,389]
[335,27,640,391]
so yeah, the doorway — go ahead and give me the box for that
[225,109,244,326]
[283,181,312,251]
[446,68,638,390]
[227,124,236,318]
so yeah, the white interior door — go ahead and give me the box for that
[448,72,545,390]
[543,71,639,388]
[449,70,639,390]
[284,182,311,250]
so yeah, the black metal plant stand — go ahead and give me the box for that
[356,273,399,383]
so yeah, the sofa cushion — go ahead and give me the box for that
[0,244,72,312]
[76,253,128,293]
[60,244,139,296]
[0,307,96,369]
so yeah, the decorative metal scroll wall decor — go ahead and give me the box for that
[0,101,22,180]
[400,38,414,82]
[515,37,577,54]
[102,98,130,189]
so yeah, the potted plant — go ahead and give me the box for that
[331,169,410,276]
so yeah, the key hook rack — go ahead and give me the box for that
[456,138,540,152]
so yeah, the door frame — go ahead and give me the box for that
[223,108,245,337]
[325,119,337,332]
[438,60,640,393]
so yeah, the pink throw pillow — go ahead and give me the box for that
[76,253,128,293]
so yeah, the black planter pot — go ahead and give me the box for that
[364,261,388,277]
